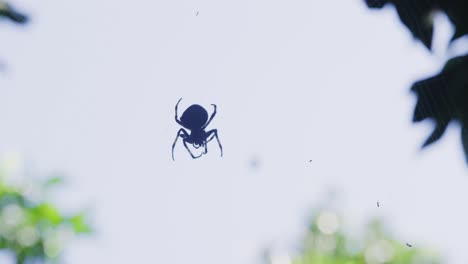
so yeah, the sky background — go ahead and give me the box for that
[1,0,468,263]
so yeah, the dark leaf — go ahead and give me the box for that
[365,0,468,50]
[365,0,435,49]
[462,124,468,163]
[0,1,29,24]
[365,0,387,9]
[412,54,468,160]
[441,0,468,41]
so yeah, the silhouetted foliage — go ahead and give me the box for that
[0,1,28,69]
[0,1,28,24]
[365,0,468,162]
[365,0,468,49]
[412,55,468,159]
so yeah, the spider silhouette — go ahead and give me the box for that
[172,98,223,160]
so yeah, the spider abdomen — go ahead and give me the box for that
[180,105,209,129]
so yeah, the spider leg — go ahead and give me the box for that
[175,98,184,126]
[183,140,203,159]
[201,104,217,129]
[203,142,208,154]
[206,129,223,157]
[172,128,188,161]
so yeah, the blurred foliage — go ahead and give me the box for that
[0,166,92,264]
[0,1,28,24]
[0,0,28,70]
[1,2,91,262]
[364,0,468,163]
[265,209,442,264]
[411,55,468,159]
[365,0,467,49]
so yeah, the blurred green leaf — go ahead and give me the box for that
[265,209,443,264]
[70,213,92,234]
[32,204,62,226]
[0,168,93,264]
[43,176,64,188]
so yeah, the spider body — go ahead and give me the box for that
[172,98,223,160]
[179,105,209,130]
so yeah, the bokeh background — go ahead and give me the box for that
[1,0,468,263]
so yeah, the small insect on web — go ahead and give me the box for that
[172,98,223,160]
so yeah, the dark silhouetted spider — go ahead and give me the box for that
[172,98,223,160]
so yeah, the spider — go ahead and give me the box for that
[172,98,223,160]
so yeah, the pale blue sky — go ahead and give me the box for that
[1,0,467,263]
